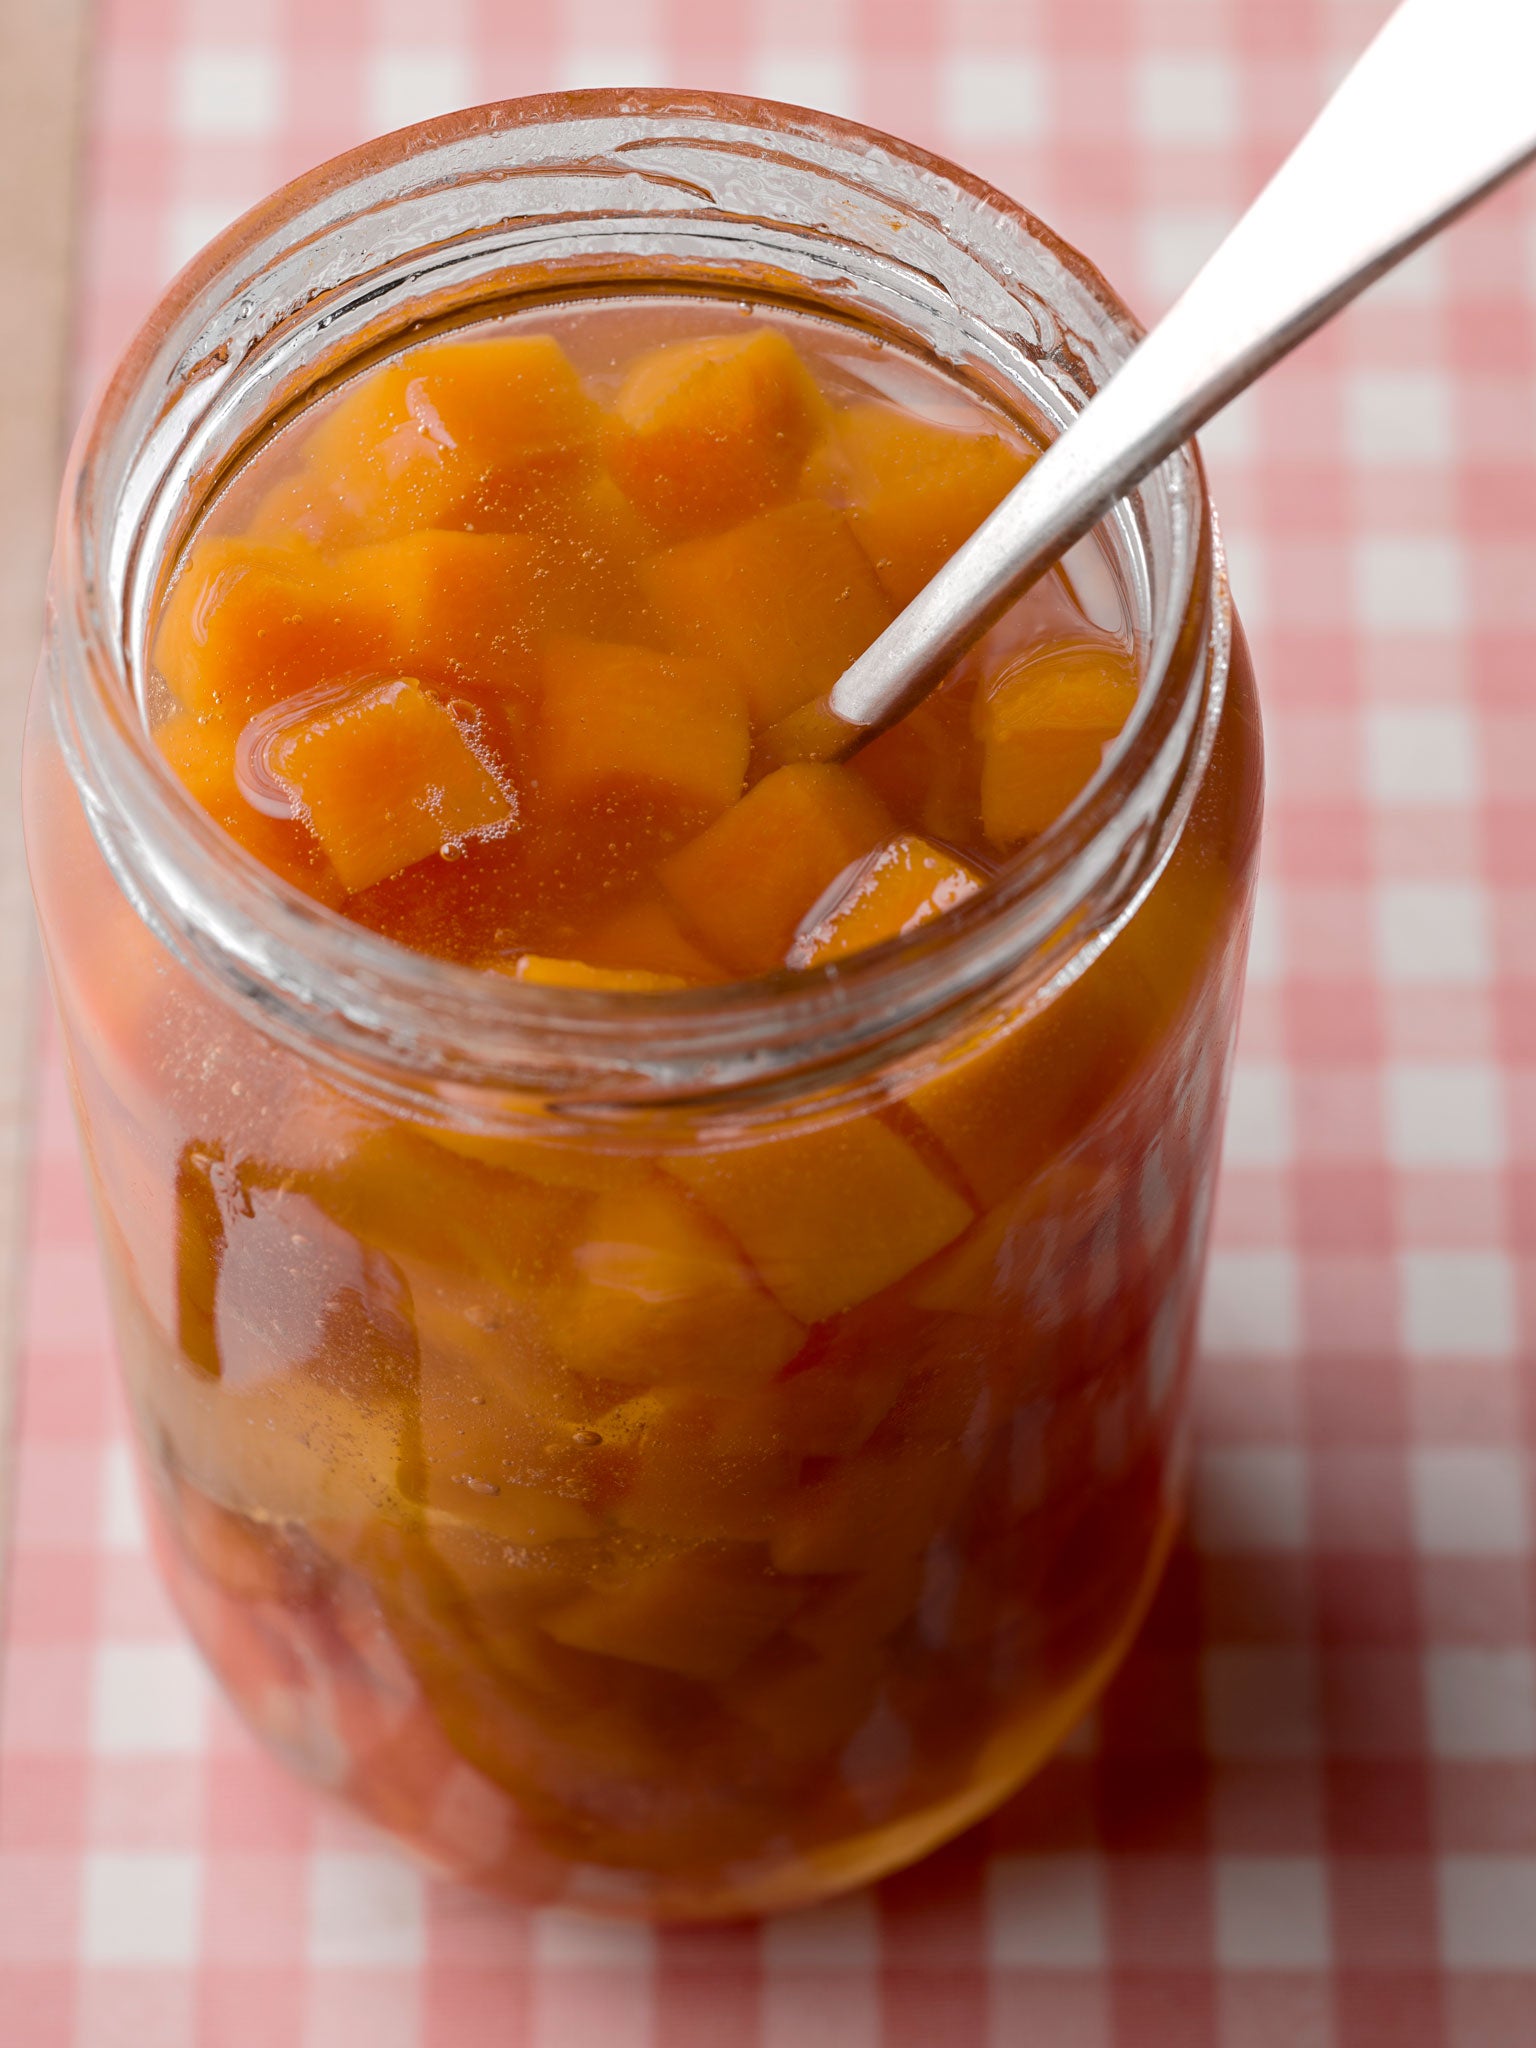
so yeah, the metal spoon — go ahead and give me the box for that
[790,0,1536,762]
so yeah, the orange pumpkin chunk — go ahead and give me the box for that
[553,1182,803,1389]
[265,678,514,893]
[642,499,893,725]
[243,469,364,551]
[605,328,828,539]
[490,954,689,993]
[815,403,1030,606]
[852,688,985,844]
[977,640,1139,846]
[336,530,542,692]
[153,537,384,719]
[154,712,342,903]
[415,1344,602,1547]
[538,637,749,830]
[527,475,660,640]
[752,695,863,773]
[658,763,890,975]
[722,1643,886,1764]
[420,1116,651,1193]
[542,1552,804,1683]
[911,1157,1115,1315]
[983,734,1107,842]
[426,1475,599,1549]
[154,1362,411,1530]
[769,1443,968,1575]
[597,1387,799,1544]
[667,1115,973,1323]
[314,1126,587,1294]
[579,895,729,983]
[788,832,983,968]
[298,334,601,541]
[788,1554,924,1658]
[905,945,1156,1207]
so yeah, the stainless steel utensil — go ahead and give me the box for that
[800,0,1536,760]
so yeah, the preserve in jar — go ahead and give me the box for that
[27,92,1261,1918]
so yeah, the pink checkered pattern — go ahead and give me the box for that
[4,0,1535,2040]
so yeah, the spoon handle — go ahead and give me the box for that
[823,0,1536,743]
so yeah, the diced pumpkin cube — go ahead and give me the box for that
[154,711,233,809]
[243,468,365,551]
[604,328,828,539]
[666,1114,972,1323]
[171,1142,224,1382]
[752,695,863,773]
[425,1520,592,1630]
[408,1279,608,1428]
[469,1619,630,1739]
[977,640,1139,847]
[816,403,1030,606]
[311,1127,588,1296]
[597,1387,800,1545]
[408,334,600,484]
[264,678,514,893]
[538,637,748,831]
[335,530,542,692]
[146,1172,417,1525]
[552,1182,803,1390]
[770,1309,915,1459]
[981,732,1106,843]
[578,895,729,983]
[417,1342,602,1546]
[721,1641,886,1764]
[299,333,601,540]
[907,1191,1036,1320]
[787,831,983,968]
[153,711,343,904]
[851,689,984,845]
[427,1488,598,1550]
[769,1442,969,1575]
[977,639,1140,739]
[909,1158,1116,1314]
[220,1180,420,1402]
[407,1287,626,1524]
[788,1555,924,1658]
[153,537,386,719]
[526,474,661,640]
[542,1551,804,1683]
[489,954,689,993]
[419,1118,653,1193]
[154,1359,411,1528]
[904,943,1161,1206]
[642,500,893,725]
[540,1696,710,1804]
[658,763,890,975]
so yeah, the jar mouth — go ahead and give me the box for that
[53,88,1228,1126]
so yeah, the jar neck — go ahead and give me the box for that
[48,91,1230,1131]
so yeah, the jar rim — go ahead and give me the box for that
[49,87,1229,1126]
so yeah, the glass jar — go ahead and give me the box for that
[27,91,1261,1918]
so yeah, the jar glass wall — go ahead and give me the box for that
[27,93,1262,1918]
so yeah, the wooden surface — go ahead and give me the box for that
[0,0,92,1594]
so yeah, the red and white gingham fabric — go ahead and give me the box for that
[5,1,1536,2041]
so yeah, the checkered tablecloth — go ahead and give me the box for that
[4,1,1535,2041]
